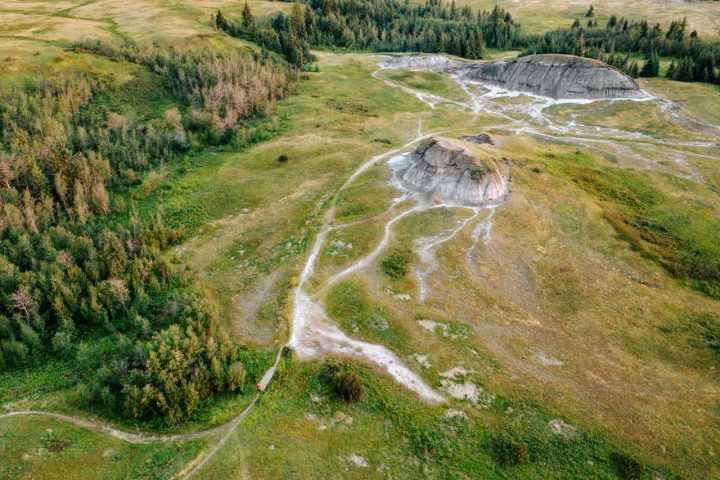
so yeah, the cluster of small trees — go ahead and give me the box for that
[215,3,314,68]
[80,291,247,423]
[0,41,292,422]
[527,14,719,84]
[75,40,293,142]
[217,1,529,67]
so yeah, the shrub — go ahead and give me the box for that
[320,361,364,402]
[227,361,247,391]
[277,153,289,163]
[381,251,410,279]
[492,435,529,466]
[611,452,644,479]
[281,345,294,358]
[42,432,71,452]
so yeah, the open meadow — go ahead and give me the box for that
[1,0,719,479]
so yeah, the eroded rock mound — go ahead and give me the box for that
[379,53,643,100]
[464,54,642,99]
[397,137,508,206]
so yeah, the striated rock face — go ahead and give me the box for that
[463,54,642,99]
[397,137,508,207]
[379,53,643,100]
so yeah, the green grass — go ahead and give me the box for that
[0,416,206,480]
[0,360,75,406]
[381,69,470,104]
[542,150,720,298]
[334,166,396,224]
[326,280,411,349]
[193,360,673,479]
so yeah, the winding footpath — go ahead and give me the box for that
[0,348,284,478]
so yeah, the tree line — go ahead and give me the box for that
[215,1,527,67]
[216,0,719,85]
[525,13,719,83]
[0,41,292,422]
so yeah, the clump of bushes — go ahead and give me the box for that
[611,452,644,479]
[42,432,71,452]
[492,435,529,466]
[320,361,364,402]
[381,250,411,279]
[281,345,294,358]
[277,153,289,163]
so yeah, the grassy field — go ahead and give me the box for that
[0,415,206,479]
[1,0,720,478]
[166,51,719,478]
[428,0,720,37]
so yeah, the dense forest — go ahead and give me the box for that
[527,13,720,83]
[217,0,719,85]
[0,41,292,422]
[216,1,524,66]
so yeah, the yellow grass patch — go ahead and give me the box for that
[0,12,110,42]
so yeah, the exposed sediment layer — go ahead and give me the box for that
[395,137,509,207]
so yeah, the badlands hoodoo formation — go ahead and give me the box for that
[465,54,643,99]
[396,137,509,207]
[381,53,643,100]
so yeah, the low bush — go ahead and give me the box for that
[492,435,529,466]
[320,361,364,402]
[42,432,71,452]
[611,452,644,479]
[381,250,411,279]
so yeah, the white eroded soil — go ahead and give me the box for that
[287,125,446,404]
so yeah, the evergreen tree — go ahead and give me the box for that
[629,61,639,78]
[241,2,255,33]
[674,56,695,81]
[214,10,228,31]
[666,60,676,79]
[639,50,660,77]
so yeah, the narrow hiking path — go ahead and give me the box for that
[0,349,283,445]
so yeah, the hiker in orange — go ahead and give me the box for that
[256,383,263,392]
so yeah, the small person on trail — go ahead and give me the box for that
[256,383,263,392]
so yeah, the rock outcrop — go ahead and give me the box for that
[459,133,494,145]
[379,53,643,100]
[396,137,508,207]
[462,54,642,99]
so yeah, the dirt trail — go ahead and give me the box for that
[1,348,284,477]
[288,123,446,403]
